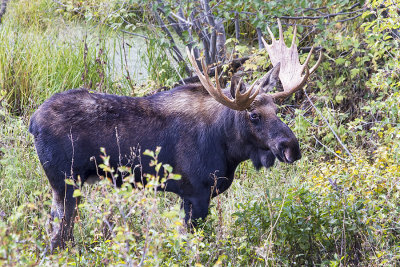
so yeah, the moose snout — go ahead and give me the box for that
[283,147,302,163]
[277,140,301,163]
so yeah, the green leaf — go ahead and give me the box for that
[335,76,346,86]
[73,189,82,198]
[335,94,344,103]
[350,68,360,78]
[143,149,155,158]
[169,174,181,180]
[163,164,173,173]
[155,162,162,173]
[65,179,75,185]
[335,58,346,65]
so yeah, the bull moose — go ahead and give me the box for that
[29,20,322,251]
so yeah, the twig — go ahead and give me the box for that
[156,4,184,37]
[166,49,185,82]
[304,88,354,160]
[227,3,364,21]
[170,10,193,26]
[0,93,6,104]
[278,8,366,20]
[328,178,341,193]
[340,193,347,264]
[299,46,324,52]
[256,27,264,50]
[151,3,190,75]
[312,135,347,160]
[120,29,149,39]
[121,34,136,93]
[335,13,363,23]
[265,190,288,262]
[235,11,240,42]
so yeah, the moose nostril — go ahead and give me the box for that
[283,148,292,163]
[277,139,301,163]
[283,147,301,163]
[277,140,301,163]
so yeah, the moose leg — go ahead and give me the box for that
[183,195,210,227]
[49,183,79,251]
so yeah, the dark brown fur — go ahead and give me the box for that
[29,66,301,251]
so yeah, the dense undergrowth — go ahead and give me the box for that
[0,0,399,266]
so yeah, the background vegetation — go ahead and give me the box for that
[0,0,399,265]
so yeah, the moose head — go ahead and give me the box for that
[186,19,322,169]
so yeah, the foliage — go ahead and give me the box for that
[235,139,400,265]
[142,38,187,89]
[0,0,400,265]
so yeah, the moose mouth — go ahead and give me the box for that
[251,146,301,169]
[274,152,286,163]
[251,148,275,170]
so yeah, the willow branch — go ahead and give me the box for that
[279,7,366,20]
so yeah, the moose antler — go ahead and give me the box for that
[186,47,261,111]
[262,19,323,100]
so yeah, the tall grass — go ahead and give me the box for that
[0,0,116,116]
[0,26,111,115]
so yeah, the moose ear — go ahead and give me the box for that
[229,75,247,98]
[259,62,281,93]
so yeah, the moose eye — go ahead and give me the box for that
[249,113,260,123]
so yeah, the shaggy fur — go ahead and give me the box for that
[29,66,301,250]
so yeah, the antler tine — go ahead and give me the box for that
[196,48,234,103]
[266,26,275,44]
[245,78,262,98]
[291,24,297,48]
[310,50,323,75]
[186,47,260,111]
[264,18,323,100]
[235,77,260,101]
[301,45,315,74]
[261,36,269,49]
[277,18,284,42]
[188,47,228,103]
[187,47,207,87]
[199,53,212,87]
